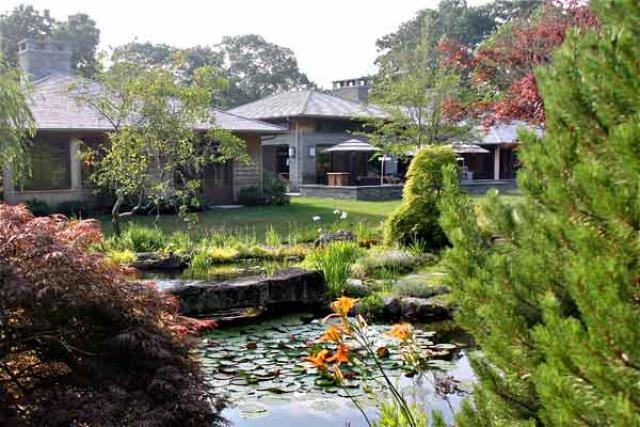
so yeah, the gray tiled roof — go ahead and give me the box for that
[228,90,388,120]
[28,73,286,134]
[478,121,543,144]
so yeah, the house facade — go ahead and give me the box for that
[228,78,389,191]
[2,39,285,209]
[230,78,537,196]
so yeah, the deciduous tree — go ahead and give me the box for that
[0,203,222,426]
[78,61,247,235]
[0,59,34,182]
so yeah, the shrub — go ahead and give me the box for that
[105,248,137,265]
[263,171,289,205]
[24,199,51,216]
[350,248,433,279]
[440,4,640,425]
[0,203,222,426]
[238,186,265,206]
[118,224,166,252]
[304,241,363,298]
[164,231,194,255]
[357,294,385,318]
[384,145,456,249]
[56,201,91,218]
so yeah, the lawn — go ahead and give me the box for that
[99,193,524,241]
[100,197,403,240]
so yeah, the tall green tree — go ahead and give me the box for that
[375,0,498,80]
[0,59,34,182]
[78,61,247,234]
[0,4,100,76]
[53,13,100,77]
[111,35,312,107]
[439,0,640,425]
[364,35,471,158]
[219,34,314,106]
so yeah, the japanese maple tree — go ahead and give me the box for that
[0,204,221,426]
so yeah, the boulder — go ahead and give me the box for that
[314,230,355,246]
[132,252,188,271]
[381,296,453,322]
[344,278,371,297]
[165,267,326,317]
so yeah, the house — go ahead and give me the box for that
[2,39,286,209]
[228,77,388,191]
[229,77,539,199]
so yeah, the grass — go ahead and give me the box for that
[99,197,402,241]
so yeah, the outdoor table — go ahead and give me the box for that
[327,172,351,186]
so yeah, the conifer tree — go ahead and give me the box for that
[439,0,640,425]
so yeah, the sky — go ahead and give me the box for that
[4,0,489,88]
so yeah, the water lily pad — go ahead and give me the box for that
[238,402,270,419]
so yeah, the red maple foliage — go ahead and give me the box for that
[0,204,221,426]
[440,1,598,124]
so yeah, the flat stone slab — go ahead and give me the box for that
[132,252,188,271]
[165,267,326,317]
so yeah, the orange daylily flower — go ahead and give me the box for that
[306,349,330,369]
[319,325,344,343]
[331,296,359,316]
[327,344,350,364]
[387,322,414,341]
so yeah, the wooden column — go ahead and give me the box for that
[70,139,82,190]
[493,146,501,180]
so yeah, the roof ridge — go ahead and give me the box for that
[213,108,287,131]
[299,89,315,115]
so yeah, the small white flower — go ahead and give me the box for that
[317,228,323,233]
[312,216,321,222]
[333,209,340,215]
[340,211,348,220]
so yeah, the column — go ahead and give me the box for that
[70,139,82,191]
[493,146,501,180]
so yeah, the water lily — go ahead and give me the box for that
[331,296,358,316]
[387,322,414,341]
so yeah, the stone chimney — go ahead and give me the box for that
[332,77,370,103]
[18,38,72,81]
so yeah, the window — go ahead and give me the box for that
[23,139,71,190]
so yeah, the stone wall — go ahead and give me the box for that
[299,184,404,201]
[461,179,518,194]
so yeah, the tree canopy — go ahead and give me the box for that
[78,60,247,234]
[0,58,34,182]
[110,35,314,108]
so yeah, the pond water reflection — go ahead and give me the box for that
[198,316,476,426]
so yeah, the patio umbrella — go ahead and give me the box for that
[322,139,383,185]
[321,139,381,153]
[449,143,490,154]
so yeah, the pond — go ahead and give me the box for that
[198,315,476,427]
[143,259,299,290]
